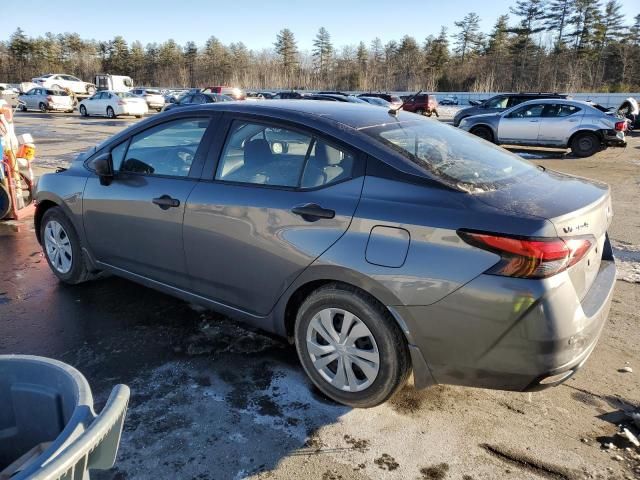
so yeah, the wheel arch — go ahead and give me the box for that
[469,123,496,141]
[274,265,404,341]
[568,128,603,148]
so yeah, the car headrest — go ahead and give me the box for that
[315,142,343,166]
[244,139,271,169]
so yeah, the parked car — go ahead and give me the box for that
[32,74,96,95]
[162,93,232,112]
[273,91,305,99]
[259,92,276,99]
[453,92,568,126]
[304,94,368,104]
[459,98,627,157]
[164,89,189,104]
[202,86,245,100]
[440,95,459,105]
[129,88,165,111]
[401,93,438,116]
[18,88,74,113]
[357,93,402,108]
[78,91,148,118]
[358,96,392,108]
[0,83,19,95]
[34,101,616,408]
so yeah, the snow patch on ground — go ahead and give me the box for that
[612,241,640,283]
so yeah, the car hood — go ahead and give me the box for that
[464,112,500,121]
[475,168,609,222]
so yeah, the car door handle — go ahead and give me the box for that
[152,195,180,210]
[291,203,335,221]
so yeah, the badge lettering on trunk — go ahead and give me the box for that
[563,222,589,234]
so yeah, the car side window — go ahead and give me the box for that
[180,95,194,104]
[110,141,129,171]
[509,104,545,118]
[485,96,508,109]
[192,95,206,105]
[216,121,313,187]
[542,104,581,117]
[216,120,354,189]
[507,96,529,108]
[119,118,210,177]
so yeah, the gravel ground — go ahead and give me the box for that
[1,109,639,480]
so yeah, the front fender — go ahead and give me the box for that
[34,172,88,244]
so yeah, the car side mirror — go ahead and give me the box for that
[93,152,114,185]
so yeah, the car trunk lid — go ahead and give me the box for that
[477,169,612,299]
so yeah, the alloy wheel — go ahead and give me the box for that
[305,308,380,392]
[44,220,73,274]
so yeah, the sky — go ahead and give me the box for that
[5,0,640,51]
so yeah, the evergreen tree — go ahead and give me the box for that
[487,15,510,54]
[453,12,483,62]
[545,0,573,50]
[274,28,298,82]
[312,27,333,75]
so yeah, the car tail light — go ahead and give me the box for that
[458,230,594,279]
[615,121,627,131]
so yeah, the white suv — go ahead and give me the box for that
[32,74,96,95]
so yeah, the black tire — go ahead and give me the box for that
[80,105,88,117]
[571,132,601,157]
[86,85,96,95]
[135,115,143,119]
[39,102,47,113]
[19,103,27,112]
[470,125,494,142]
[294,283,411,408]
[40,207,91,284]
[0,184,10,220]
[106,107,116,119]
[416,108,424,115]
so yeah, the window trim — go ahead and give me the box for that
[208,115,361,191]
[84,113,218,181]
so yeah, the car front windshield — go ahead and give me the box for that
[360,119,540,191]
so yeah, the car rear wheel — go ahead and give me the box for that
[86,85,96,95]
[416,108,424,115]
[571,132,601,157]
[19,104,27,112]
[39,102,47,113]
[41,207,90,284]
[106,107,116,119]
[79,105,88,117]
[470,125,494,142]
[294,284,410,408]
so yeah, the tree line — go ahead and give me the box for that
[1,0,639,93]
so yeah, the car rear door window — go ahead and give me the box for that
[542,104,581,117]
[216,121,354,189]
[119,118,210,177]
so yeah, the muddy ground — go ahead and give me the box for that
[0,110,639,480]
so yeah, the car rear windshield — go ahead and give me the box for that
[360,119,540,191]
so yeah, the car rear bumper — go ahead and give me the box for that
[392,259,616,392]
[602,130,626,147]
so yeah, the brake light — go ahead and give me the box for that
[458,230,593,279]
[615,121,627,131]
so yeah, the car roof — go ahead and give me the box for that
[186,100,415,130]
[514,98,591,107]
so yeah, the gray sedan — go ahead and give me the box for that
[459,99,627,157]
[34,102,616,407]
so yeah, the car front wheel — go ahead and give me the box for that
[470,125,494,142]
[295,284,410,408]
[41,207,90,284]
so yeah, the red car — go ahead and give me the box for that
[201,86,246,100]
[402,93,438,116]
